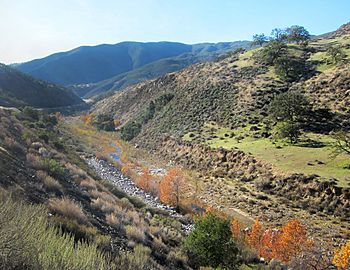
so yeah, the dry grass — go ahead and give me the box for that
[125,225,146,243]
[65,162,87,178]
[36,171,63,193]
[26,153,44,170]
[91,198,119,214]
[80,178,97,190]
[3,137,25,154]
[106,212,123,230]
[48,197,88,225]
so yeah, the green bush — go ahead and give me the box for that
[120,121,142,141]
[93,114,115,131]
[183,213,241,269]
[43,158,66,179]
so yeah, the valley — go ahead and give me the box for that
[0,13,349,270]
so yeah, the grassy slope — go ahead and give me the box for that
[183,123,350,187]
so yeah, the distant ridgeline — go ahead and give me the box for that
[14,41,251,97]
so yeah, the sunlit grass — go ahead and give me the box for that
[184,124,350,187]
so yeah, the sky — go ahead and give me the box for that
[1,0,349,64]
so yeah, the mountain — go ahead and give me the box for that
[15,41,250,96]
[0,63,83,108]
[74,50,229,98]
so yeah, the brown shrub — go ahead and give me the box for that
[36,171,63,193]
[26,153,44,169]
[48,197,88,225]
[125,225,146,243]
[65,162,87,178]
[4,137,25,155]
[80,178,97,190]
[91,198,119,214]
[106,213,123,231]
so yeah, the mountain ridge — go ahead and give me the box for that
[15,40,251,96]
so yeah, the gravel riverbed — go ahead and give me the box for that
[86,157,193,233]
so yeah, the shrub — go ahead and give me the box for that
[326,46,347,65]
[3,137,25,155]
[274,56,308,82]
[0,198,106,269]
[80,178,97,190]
[48,197,88,225]
[26,153,45,169]
[120,121,142,141]
[125,225,146,243]
[114,244,152,270]
[183,213,241,269]
[36,171,63,193]
[43,158,66,179]
[106,212,124,231]
[93,114,115,131]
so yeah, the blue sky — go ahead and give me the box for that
[1,0,349,63]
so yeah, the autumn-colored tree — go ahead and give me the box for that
[260,228,277,261]
[121,163,133,177]
[159,168,186,209]
[230,219,241,239]
[247,219,265,256]
[333,240,350,270]
[80,113,95,125]
[138,168,153,192]
[272,219,311,263]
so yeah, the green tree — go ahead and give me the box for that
[274,56,308,82]
[326,46,347,65]
[270,92,310,143]
[256,40,287,65]
[331,131,350,157]
[93,114,115,131]
[22,106,39,120]
[120,121,142,141]
[269,92,310,123]
[286,25,310,44]
[252,33,269,47]
[277,122,302,144]
[184,213,241,269]
[271,28,288,42]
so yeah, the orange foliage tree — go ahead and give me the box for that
[247,219,312,263]
[138,168,153,192]
[272,219,311,263]
[80,113,95,125]
[247,219,265,256]
[230,219,241,239]
[333,240,350,270]
[159,168,186,209]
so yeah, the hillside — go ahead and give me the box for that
[15,41,250,96]
[74,51,229,98]
[92,24,350,245]
[0,107,194,269]
[0,64,83,108]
